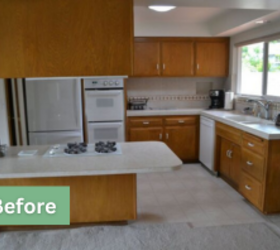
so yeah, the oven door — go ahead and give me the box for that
[85,90,124,122]
[87,122,125,143]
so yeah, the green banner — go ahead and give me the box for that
[0,187,70,225]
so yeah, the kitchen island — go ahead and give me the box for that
[0,142,182,227]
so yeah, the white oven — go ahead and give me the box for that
[85,90,124,122]
[88,122,124,142]
[84,77,126,143]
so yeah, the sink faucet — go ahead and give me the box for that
[246,99,273,120]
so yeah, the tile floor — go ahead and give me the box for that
[135,164,268,228]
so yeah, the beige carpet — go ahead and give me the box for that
[1,222,280,250]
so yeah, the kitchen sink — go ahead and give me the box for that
[224,115,261,123]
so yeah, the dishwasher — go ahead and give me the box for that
[199,116,216,173]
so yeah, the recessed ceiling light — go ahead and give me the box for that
[255,19,268,24]
[148,5,176,12]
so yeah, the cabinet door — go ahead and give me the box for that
[161,42,194,76]
[133,42,160,76]
[229,144,241,186]
[220,138,232,177]
[195,41,228,77]
[129,127,163,142]
[164,125,198,162]
[0,0,133,78]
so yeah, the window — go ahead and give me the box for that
[237,38,280,97]
[267,39,280,96]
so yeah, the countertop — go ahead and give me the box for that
[127,108,204,117]
[0,142,182,179]
[201,110,280,140]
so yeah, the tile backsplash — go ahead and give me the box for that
[127,77,226,109]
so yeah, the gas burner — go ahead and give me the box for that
[64,142,88,155]
[95,141,117,154]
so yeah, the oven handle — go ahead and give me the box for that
[86,90,122,97]
[88,122,123,129]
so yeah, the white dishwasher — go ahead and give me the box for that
[199,116,216,172]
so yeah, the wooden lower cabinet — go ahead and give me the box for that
[219,138,241,187]
[0,174,137,230]
[127,115,199,162]
[216,121,280,214]
[129,127,163,142]
[165,125,198,162]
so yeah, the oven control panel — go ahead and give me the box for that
[84,78,124,89]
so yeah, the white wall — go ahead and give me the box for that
[135,22,211,37]
[0,79,9,145]
[228,19,280,92]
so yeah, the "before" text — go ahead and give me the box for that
[0,198,56,215]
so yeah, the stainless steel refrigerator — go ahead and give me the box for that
[25,77,83,145]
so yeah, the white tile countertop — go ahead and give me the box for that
[201,110,280,140]
[127,108,204,117]
[0,142,182,179]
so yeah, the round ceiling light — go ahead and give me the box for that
[148,5,176,12]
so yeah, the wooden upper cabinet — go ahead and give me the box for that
[133,42,160,76]
[0,0,133,78]
[195,39,229,77]
[161,42,194,76]
[133,37,229,77]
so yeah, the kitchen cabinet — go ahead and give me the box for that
[133,42,161,76]
[129,127,163,142]
[161,42,194,76]
[220,138,241,186]
[133,37,229,77]
[0,0,133,78]
[133,38,194,77]
[215,121,280,214]
[195,39,229,77]
[127,115,199,162]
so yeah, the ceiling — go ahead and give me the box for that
[134,0,280,10]
[134,0,280,37]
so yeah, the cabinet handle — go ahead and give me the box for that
[166,133,169,140]
[246,161,253,166]
[159,134,162,140]
[163,64,166,70]
[157,64,159,70]
[178,120,185,124]
[143,121,150,125]
[227,150,232,158]
[248,142,255,147]
[197,64,200,70]
[245,185,252,191]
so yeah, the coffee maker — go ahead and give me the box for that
[209,90,225,109]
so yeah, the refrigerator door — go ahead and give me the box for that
[26,78,82,132]
[29,131,83,145]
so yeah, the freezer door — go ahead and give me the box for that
[29,131,83,145]
[26,78,82,132]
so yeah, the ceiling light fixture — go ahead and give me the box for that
[255,19,268,24]
[148,5,176,12]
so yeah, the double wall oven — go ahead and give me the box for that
[84,78,125,143]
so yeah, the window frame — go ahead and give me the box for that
[236,34,280,101]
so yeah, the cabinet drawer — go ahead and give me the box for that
[216,122,242,145]
[243,133,266,156]
[128,118,163,127]
[240,172,262,208]
[242,149,265,182]
[164,116,197,126]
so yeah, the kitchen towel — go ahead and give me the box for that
[224,92,234,110]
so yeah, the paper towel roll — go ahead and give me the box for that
[224,92,234,110]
